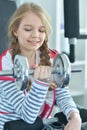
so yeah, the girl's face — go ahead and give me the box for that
[14,12,46,52]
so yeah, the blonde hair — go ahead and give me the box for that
[8,2,54,91]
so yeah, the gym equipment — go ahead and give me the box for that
[0,0,16,55]
[52,53,71,87]
[0,53,71,88]
[43,117,64,130]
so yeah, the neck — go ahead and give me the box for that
[21,49,36,68]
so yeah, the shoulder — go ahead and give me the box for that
[0,49,8,70]
[0,49,9,58]
[49,49,59,58]
[0,49,13,70]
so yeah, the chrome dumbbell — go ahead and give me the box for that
[0,53,71,89]
[0,53,71,88]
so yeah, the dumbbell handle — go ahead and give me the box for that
[29,68,60,75]
[0,67,59,77]
[29,68,82,74]
[0,68,82,77]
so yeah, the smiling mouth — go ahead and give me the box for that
[27,40,40,44]
[27,41,39,46]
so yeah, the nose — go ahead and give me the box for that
[31,29,39,38]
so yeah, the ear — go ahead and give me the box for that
[13,30,17,37]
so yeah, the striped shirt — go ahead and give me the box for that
[0,50,79,130]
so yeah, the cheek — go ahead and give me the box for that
[41,34,46,41]
[16,27,27,38]
[18,37,25,47]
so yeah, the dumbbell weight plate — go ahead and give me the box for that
[14,55,29,90]
[61,53,71,86]
[52,53,71,87]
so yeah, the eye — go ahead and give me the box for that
[39,29,46,33]
[24,28,32,31]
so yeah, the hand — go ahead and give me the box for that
[34,65,51,82]
[64,112,82,130]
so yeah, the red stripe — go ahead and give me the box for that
[41,88,56,118]
[0,76,15,81]
[34,79,50,87]
[0,112,10,114]
[49,49,58,58]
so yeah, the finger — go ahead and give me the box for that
[47,66,51,78]
[31,64,38,69]
[34,66,40,79]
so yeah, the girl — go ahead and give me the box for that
[0,2,81,130]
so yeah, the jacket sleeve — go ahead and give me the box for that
[55,86,79,120]
[0,79,50,124]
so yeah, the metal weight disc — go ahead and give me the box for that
[14,55,29,90]
[52,53,71,87]
[61,53,71,86]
